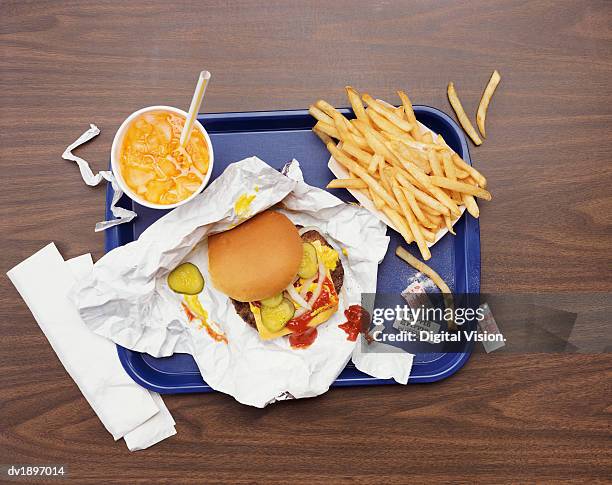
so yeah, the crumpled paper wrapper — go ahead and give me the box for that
[71,156,413,407]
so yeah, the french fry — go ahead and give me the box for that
[367,108,406,136]
[456,168,470,179]
[362,93,413,132]
[452,153,487,188]
[428,176,492,201]
[327,178,368,189]
[343,141,374,167]
[383,207,414,245]
[400,186,427,225]
[315,99,341,119]
[397,90,422,140]
[309,105,334,125]
[369,187,386,210]
[396,158,462,216]
[394,184,431,260]
[396,246,456,331]
[421,131,434,144]
[444,213,456,236]
[313,127,333,146]
[314,121,340,140]
[353,120,402,167]
[345,86,370,126]
[315,99,369,149]
[388,140,430,173]
[368,153,383,174]
[332,111,353,143]
[476,70,501,138]
[327,142,400,211]
[395,171,449,215]
[441,151,461,202]
[386,133,443,151]
[379,162,393,194]
[428,150,443,177]
[447,82,483,146]
[462,193,480,218]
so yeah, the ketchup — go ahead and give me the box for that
[286,277,337,349]
[338,305,370,341]
[289,327,318,349]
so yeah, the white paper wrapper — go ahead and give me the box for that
[62,124,137,232]
[328,106,468,247]
[71,156,413,407]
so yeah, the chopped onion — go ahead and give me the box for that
[285,282,311,310]
[307,258,326,306]
[298,226,321,236]
[299,275,316,299]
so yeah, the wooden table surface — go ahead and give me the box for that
[1,1,611,483]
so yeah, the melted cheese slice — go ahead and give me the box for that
[249,242,340,341]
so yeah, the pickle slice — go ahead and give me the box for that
[298,242,318,279]
[260,293,284,307]
[167,262,204,295]
[261,298,295,332]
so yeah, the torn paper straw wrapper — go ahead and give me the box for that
[62,124,137,232]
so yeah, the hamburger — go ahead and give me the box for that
[208,210,344,345]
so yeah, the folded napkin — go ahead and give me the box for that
[7,243,175,451]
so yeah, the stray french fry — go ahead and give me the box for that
[447,82,483,146]
[345,86,370,126]
[362,94,413,132]
[428,176,492,200]
[476,70,501,138]
[327,178,368,189]
[327,142,400,211]
[396,246,456,331]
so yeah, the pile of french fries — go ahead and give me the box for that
[309,86,491,261]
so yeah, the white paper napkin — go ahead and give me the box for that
[7,243,175,451]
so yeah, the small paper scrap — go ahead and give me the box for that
[62,124,137,232]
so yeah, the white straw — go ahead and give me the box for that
[180,70,211,147]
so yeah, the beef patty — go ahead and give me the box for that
[231,230,344,329]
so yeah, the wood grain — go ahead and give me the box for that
[1,1,611,483]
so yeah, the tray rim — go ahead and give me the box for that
[106,104,480,394]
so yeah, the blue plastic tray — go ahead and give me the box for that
[106,106,480,393]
